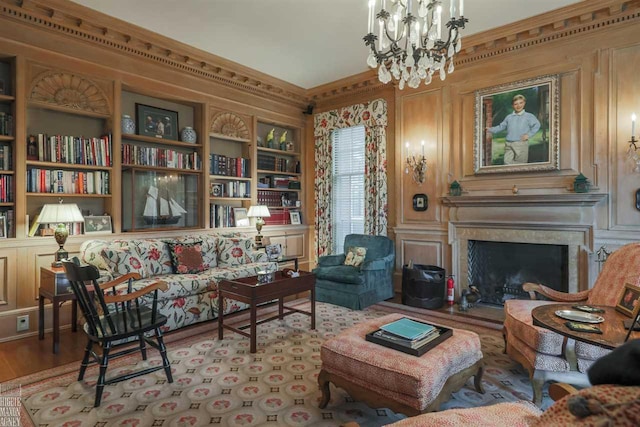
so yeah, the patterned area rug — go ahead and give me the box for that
[17,302,551,426]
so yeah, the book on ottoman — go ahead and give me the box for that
[365,317,452,356]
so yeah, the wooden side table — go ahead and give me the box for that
[38,266,78,354]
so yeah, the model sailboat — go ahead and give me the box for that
[143,184,187,225]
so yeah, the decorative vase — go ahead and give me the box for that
[121,114,135,135]
[180,126,197,143]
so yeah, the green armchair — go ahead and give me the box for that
[313,234,395,309]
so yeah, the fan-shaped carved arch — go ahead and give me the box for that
[29,71,111,115]
[210,111,250,140]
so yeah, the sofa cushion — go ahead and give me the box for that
[344,246,367,267]
[173,235,218,268]
[167,241,208,274]
[80,239,110,271]
[133,239,173,275]
[217,236,255,267]
[314,265,364,285]
[101,247,148,278]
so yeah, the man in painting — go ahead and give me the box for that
[486,94,541,165]
[145,115,156,133]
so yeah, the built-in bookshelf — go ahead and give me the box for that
[120,90,203,232]
[208,109,253,229]
[25,66,114,237]
[256,121,302,226]
[0,56,15,238]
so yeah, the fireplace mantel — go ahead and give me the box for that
[441,193,608,208]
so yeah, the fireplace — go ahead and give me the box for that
[467,240,569,306]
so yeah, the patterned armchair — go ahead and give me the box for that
[503,243,640,405]
[313,234,395,309]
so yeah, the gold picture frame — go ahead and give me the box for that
[616,283,640,317]
[474,74,559,174]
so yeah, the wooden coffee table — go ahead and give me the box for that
[218,270,316,353]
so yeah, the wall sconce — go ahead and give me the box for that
[627,113,639,172]
[405,140,428,184]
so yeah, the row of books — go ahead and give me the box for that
[210,204,239,228]
[0,143,12,170]
[26,169,110,194]
[0,209,14,238]
[257,154,300,173]
[122,143,201,170]
[366,317,452,356]
[209,153,250,177]
[0,112,14,136]
[257,190,298,207]
[0,175,12,202]
[28,134,112,167]
[211,181,250,198]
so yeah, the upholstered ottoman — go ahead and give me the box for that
[318,313,484,416]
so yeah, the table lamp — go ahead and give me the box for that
[37,202,84,266]
[247,205,270,245]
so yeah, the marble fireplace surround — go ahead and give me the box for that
[441,193,608,298]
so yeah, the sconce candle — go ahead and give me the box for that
[404,140,428,184]
[633,113,637,139]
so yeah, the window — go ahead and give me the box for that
[332,125,365,254]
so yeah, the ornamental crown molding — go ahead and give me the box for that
[309,0,640,103]
[0,0,309,109]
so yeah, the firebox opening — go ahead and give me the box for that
[468,240,569,306]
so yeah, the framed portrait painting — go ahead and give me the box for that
[136,103,179,140]
[474,74,559,174]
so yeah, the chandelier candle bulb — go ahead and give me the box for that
[460,0,464,16]
[632,113,637,138]
[421,140,425,156]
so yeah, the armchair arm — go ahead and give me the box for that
[523,282,590,302]
[317,254,346,267]
[548,383,578,401]
[361,253,395,271]
[103,280,168,304]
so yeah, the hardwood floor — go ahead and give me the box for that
[389,293,506,324]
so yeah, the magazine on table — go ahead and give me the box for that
[373,328,441,349]
[379,317,436,341]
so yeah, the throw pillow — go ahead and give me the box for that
[100,247,148,278]
[167,241,208,274]
[344,246,367,267]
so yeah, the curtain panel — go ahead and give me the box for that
[313,99,388,259]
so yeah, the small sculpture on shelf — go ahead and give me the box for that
[266,128,275,149]
[279,131,288,151]
[573,173,590,193]
[449,180,462,196]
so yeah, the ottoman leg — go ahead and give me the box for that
[474,365,485,394]
[318,369,331,409]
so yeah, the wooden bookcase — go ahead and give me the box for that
[0,55,15,238]
[120,90,204,232]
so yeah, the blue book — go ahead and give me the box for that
[379,318,436,341]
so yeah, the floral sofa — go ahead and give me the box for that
[79,233,277,332]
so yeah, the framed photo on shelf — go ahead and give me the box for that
[233,207,250,227]
[474,74,559,174]
[616,283,640,317]
[289,211,301,225]
[210,183,224,197]
[84,216,112,235]
[135,103,179,140]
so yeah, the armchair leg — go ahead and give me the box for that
[78,339,93,381]
[531,370,545,407]
[156,329,173,383]
[95,343,112,407]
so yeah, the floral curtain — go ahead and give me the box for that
[313,99,388,259]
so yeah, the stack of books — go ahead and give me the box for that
[366,317,452,356]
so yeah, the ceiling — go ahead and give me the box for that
[70,0,585,89]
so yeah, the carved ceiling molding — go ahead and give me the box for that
[309,0,640,103]
[0,0,309,109]
[29,69,111,115]
[210,111,251,140]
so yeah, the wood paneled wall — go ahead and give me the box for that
[310,0,640,291]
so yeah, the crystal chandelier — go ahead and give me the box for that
[364,0,468,89]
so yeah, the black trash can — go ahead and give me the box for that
[402,264,446,309]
